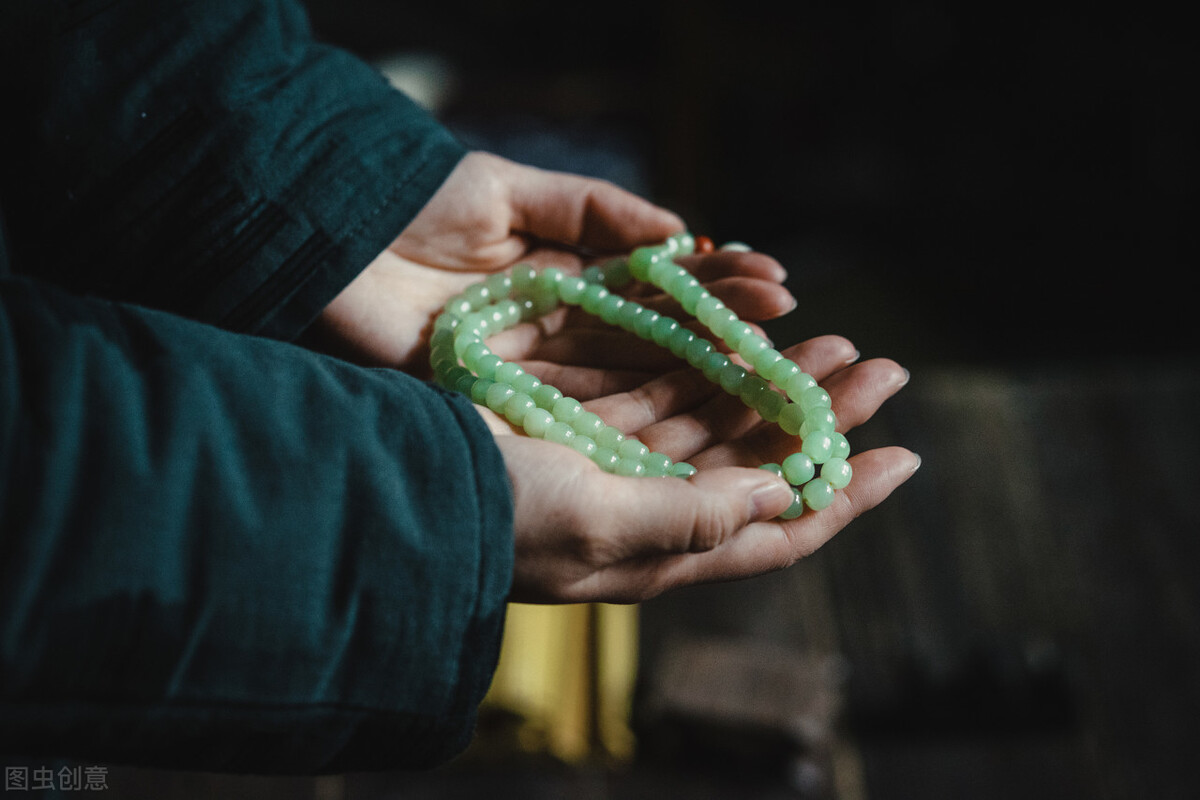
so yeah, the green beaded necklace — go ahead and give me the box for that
[429,233,851,519]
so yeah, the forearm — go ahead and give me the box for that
[0,277,512,772]
[0,0,466,340]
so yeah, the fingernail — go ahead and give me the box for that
[899,367,911,387]
[751,479,795,519]
[911,453,922,472]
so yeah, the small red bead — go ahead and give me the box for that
[694,235,715,254]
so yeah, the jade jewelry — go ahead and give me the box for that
[429,233,851,519]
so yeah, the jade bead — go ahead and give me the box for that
[642,452,673,477]
[718,363,748,394]
[736,334,771,363]
[616,301,644,331]
[581,264,604,285]
[532,384,563,409]
[444,295,473,316]
[618,438,650,461]
[512,264,537,292]
[801,431,834,464]
[615,458,645,477]
[485,382,515,413]
[664,272,699,298]
[452,372,477,396]
[650,315,680,346]
[802,479,837,511]
[667,231,695,255]
[470,378,494,405]
[667,327,697,358]
[800,408,838,435]
[759,463,785,478]
[670,462,698,478]
[559,276,588,304]
[764,357,801,387]
[694,294,726,325]
[739,375,770,407]
[484,272,512,298]
[830,432,851,460]
[757,388,787,423]
[523,408,554,438]
[779,489,805,520]
[580,284,610,314]
[462,283,490,309]
[570,435,598,458]
[552,396,583,422]
[628,247,661,281]
[783,372,818,399]
[545,421,576,446]
[597,293,626,324]
[648,258,683,286]
[461,312,489,335]
[504,393,537,425]
[707,309,741,340]
[722,322,755,349]
[685,336,715,367]
[592,447,620,472]
[782,452,816,485]
[493,361,525,385]
[595,426,625,450]
[679,283,708,315]
[572,411,606,437]
[535,267,564,293]
[701,352,732,382]
[510,372,542,396]
[799,386,832,411]
[475,354,503,380]
[440,365,471,390]
[602,257,632,289]
[778,402,806,435]
[821,457,853,490]
[634,309,661,340]
[752,347,785,376]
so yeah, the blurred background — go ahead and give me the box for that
[104,1,1197,797]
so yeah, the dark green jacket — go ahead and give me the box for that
[0,0,513,774]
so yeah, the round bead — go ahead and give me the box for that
[739,375,770,407]
[667,327,697,358]
[592,447,620,473]
[628,247,662,282]
[670,462,698,478]
[597,293,626,324]
[633,309,661,340]
[648,258,683,286]
[707,309,740,340]
[650,315,680,346]
[779,489,805,520]
[782,453,816,485]
[799,386,833,411]
[504,393,537,425]
[783,372,818,400]
[544,421,577,446]
[830,432,852,460]
[532,384,563,409]
[572,411,606,437]
[444,295,473,317]
[616,301,644,331]
[800,408,838,435]
[801,431,835,464]
[484,272,512,298]
[580,284,610,314]
[694,294,726,325]
[485,382,516,413]
[615,458,645,477]
[802,479,837,511]
[701,351,731,382]
[718,363,748,395]
[493,361,525,385]
[757,388,787,423]
[664,272,699,298]
[694,235,715,254]
[510,372,542,396]
[469,378,494,405]
[595,426,625,450]
[752,347,785,377]
[722,322,756,350]
[679,283,708,316]
[736,334,771,363]
[764,358,802,387]
[685,336,715,367]
[821,457,853,490]
[552,397,583,423]
[559,276,588,304]
[759,463,785,478]
[474,354,503,381]
[581,264,604,285]
[570,435,598,458]
[511,264,537,292]
[523,408,554,438]
[618,438,650,461]
[643,452,673,477]
[778,402,806,435]
[602,257,632,289]
[462,283,490,309]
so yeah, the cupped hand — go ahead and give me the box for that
[479,334,919,604]
[301,151,794,372]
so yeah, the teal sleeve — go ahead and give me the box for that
[0,276,514,773]
[0,0,467,340]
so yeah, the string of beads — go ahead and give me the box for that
[429,233,851,519]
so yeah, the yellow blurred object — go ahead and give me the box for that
[481,602,639,764]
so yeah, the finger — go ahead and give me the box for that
[506,159,684,252]
[623,446,922,597]
[687,357,907,469]
[677,250,788,285]
[634,335,859,460]
[520,360,658,402]
[635,276,796,323]
[582,366,719,434]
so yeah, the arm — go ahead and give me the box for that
[0,0,465,340]
[0,276,511,773]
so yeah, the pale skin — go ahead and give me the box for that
[305,151,920,604]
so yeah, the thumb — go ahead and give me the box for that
[608,467,795,557]
[506,160,685,252]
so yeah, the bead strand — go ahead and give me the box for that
[430,233,850,517]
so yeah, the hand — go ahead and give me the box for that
[481,333,918,604]
[301,151,794,373]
